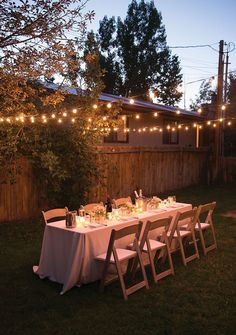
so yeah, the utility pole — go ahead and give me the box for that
[224,49,230,103]
[213,40,224,182]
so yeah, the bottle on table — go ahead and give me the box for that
[105,195,113,216]
[78,205,85,217]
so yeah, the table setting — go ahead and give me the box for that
[33,192,192,294]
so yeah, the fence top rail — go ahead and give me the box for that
[95,145,210,154]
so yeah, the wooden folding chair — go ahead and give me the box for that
[168,208,199,266]
[112,196,132,208]
[139,217,174,283]
[195,202,217,255]
[95,222,149,300]
[83,203,104,214]
[42,207,68,224]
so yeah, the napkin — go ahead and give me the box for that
[88,223,104,228]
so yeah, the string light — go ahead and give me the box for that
[197,108,202,114]
[0,99,235,134]
[129,99,134,104]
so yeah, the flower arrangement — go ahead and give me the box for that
[93,205,106,222]
[147,196,162,209]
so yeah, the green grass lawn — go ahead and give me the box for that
[0,184,236,335]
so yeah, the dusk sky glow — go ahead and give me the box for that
[86,0,236,109]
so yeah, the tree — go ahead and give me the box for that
[97,0,182,104]
[224,74,236,156]
[227,74,236,117]
[0,0,118,208]
[190,79,216,111]
[98,16,122,95]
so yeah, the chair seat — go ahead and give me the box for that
[143,239,166,252]
[95,248,137,263]
[195,222,210,230]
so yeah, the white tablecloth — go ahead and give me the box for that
[33,203,191,294]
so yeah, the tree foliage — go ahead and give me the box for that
[96,0,182,105]
[225,74,236,156]
[0,0,118,208]
[190,79,216,111]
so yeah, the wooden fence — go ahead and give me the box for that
[0,146,220,223]
[88,146,209,203]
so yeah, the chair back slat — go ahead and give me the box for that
[83,203,104,213]
[199,201,216,214]
[113,222,142,240]
[42,207,68,224]
[147,216,172,232]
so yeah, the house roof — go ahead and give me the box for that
[100,93,202,120]
[43,81,202,120]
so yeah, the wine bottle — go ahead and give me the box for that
[105,195,113,213]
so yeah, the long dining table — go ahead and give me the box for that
[33,202,192,294]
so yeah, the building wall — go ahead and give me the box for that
[104,113,197,147]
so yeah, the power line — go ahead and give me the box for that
[169,43,219,51]
[169,42,235,54]
[186,70,236,85]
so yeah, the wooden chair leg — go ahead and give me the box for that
[191,231,200,259]
[114,258,128,300]
[199,228,207,255]
[136,247,149,289]
[178,237,187,266]
[99,259,110,293]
